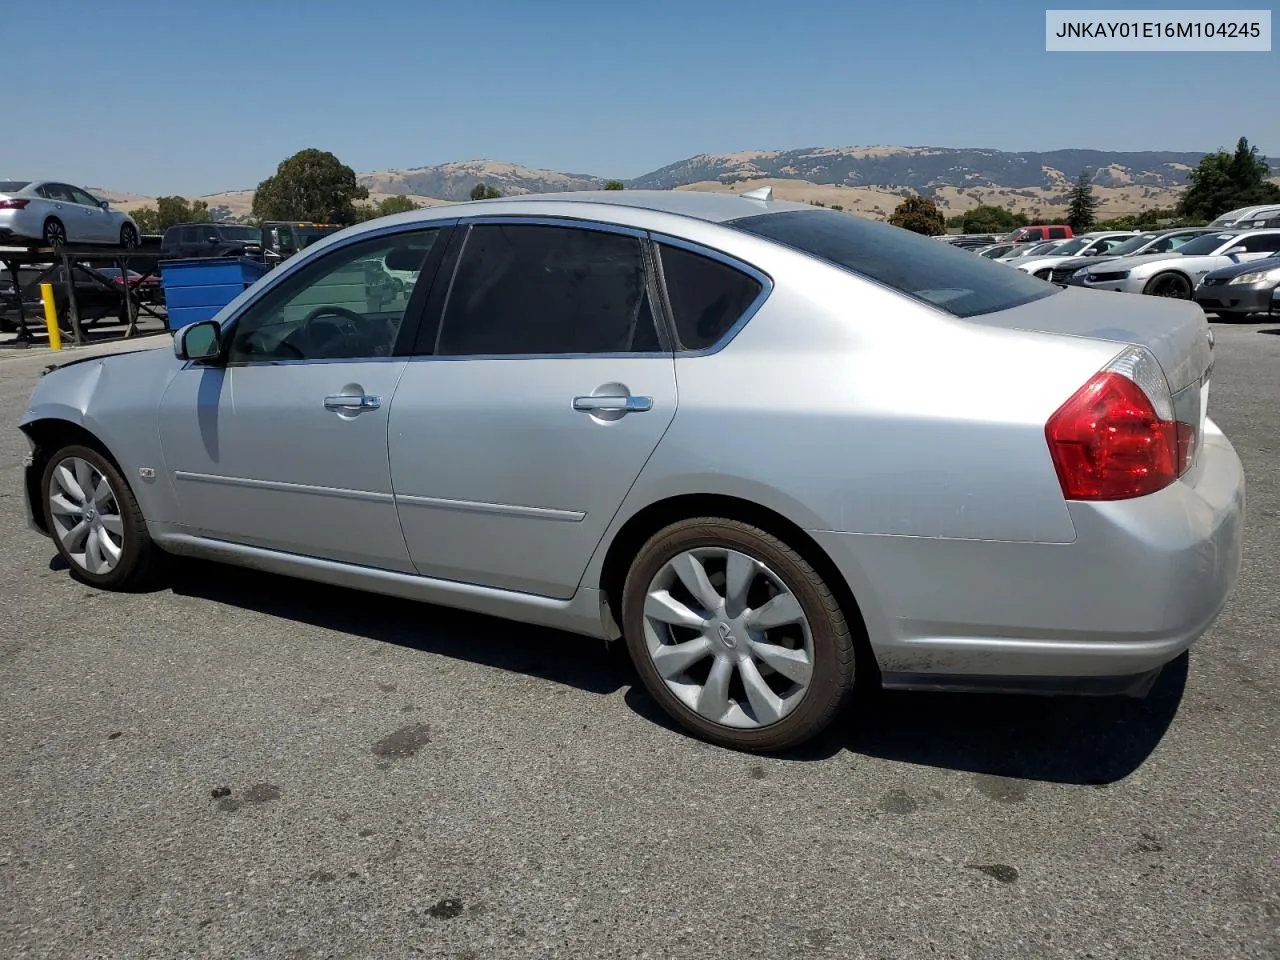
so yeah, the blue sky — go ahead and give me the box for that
[6,0,1276,195]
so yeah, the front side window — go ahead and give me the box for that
[70,187,100,207]
[180,225,203,245]
[227,229,439,363]
[658,243,762,350]
[435,223,661,356]
[732,209,1056,318]
[1239,233,1280,253]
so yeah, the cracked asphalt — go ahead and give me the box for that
[1,322,1277,959]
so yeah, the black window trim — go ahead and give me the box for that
[408,214,681,361]
[196,220,457,369]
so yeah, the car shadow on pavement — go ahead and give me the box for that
[166,559,631,696]
[823,654,1187,784]
[1259,327,1280,336]
[166,558,1186,785]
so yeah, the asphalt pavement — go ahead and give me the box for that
[2,321,1278,959]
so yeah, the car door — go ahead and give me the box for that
[387,219,678,599]
[37,183,77,240]
[157,224,450,571]
[66,186,107,242]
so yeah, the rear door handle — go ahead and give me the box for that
[323,394,381,412]
[572,395,653,414]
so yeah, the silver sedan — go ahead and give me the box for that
[18,191,1245,752]
[0,179,141,248]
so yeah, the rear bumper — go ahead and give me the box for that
[813,418,1245,689]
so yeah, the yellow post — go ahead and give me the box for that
[40,283,62,351]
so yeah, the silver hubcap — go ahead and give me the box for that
[642,547,814,729]
[48,457,124,575]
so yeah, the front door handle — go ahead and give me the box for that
[572,395,653,414]
[323,394,381,412]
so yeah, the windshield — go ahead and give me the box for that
[1012,241,1061,257]
[1041,237,1089,256]
[731,208,1056,319]
[0,180,30,193]
[1103,233,1159,256]
[1174,233,1239,256]
[218,225,262,242]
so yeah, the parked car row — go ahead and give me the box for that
[964,220,1280,319]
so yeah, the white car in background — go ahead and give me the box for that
[994,239,1070,263]
[0,179,140,248]
[1073,229,1280,299]
[1009,232,1138,280]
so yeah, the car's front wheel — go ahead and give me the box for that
[41,444,159,590]
[1144,271,1193,299]
[621,517,856,752]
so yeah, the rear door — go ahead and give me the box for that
[387,218,678,599]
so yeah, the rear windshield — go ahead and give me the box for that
[733,209,1056,317]
[0,181,30,192]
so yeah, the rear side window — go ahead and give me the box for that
[1048,226,1068,239]
[435,223,661,356]
[732,209,1056,318]
[658,244,762,350]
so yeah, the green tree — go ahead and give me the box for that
[469,182,502,201]
[129,196,212,233]
[961,205,1028,234]
[887,195,946,235]
[1065,170,1100,233]
[604,180,625,191]
[352,194,422,222]
[251,148,369,224]
[1178,137,1280,221]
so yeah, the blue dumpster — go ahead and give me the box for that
[160,257,271,331]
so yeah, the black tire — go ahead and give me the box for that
[120,223,139,249]
[55,301,99,334]
[1212,310,1250,322]
[41,443,160,590]
[620,517,856,752]
[1143,271,1193,299]
[43,217,67,247]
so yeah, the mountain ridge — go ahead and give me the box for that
[96,145,1280,220]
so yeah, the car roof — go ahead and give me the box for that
[401,189,817,226]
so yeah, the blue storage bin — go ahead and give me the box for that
[160,257,271,331]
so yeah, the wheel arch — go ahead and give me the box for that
[20,417,120,535]
[596,492,879,679]
[1143,268,1194,294]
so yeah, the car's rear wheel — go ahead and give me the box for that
[1144,271,1192,299]
[620,517,856,752]
[55,301,99,334]
[43,217,66,248]
[41,444,159,590]
[119,223,139,249]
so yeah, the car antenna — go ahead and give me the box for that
[740,186,772,201]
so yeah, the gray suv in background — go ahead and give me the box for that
[160,222,262,259]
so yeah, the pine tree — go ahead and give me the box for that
[1066,170,1100,233]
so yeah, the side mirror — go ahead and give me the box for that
[1225,246,1247,257]
[99,200,110,210]
[174,320,223,362]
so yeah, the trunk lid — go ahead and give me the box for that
[971,285,1212,394]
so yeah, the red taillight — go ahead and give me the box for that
[1046,370,1194,501]
[0,198,30,210]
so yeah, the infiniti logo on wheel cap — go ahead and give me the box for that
[716,621,738,649]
